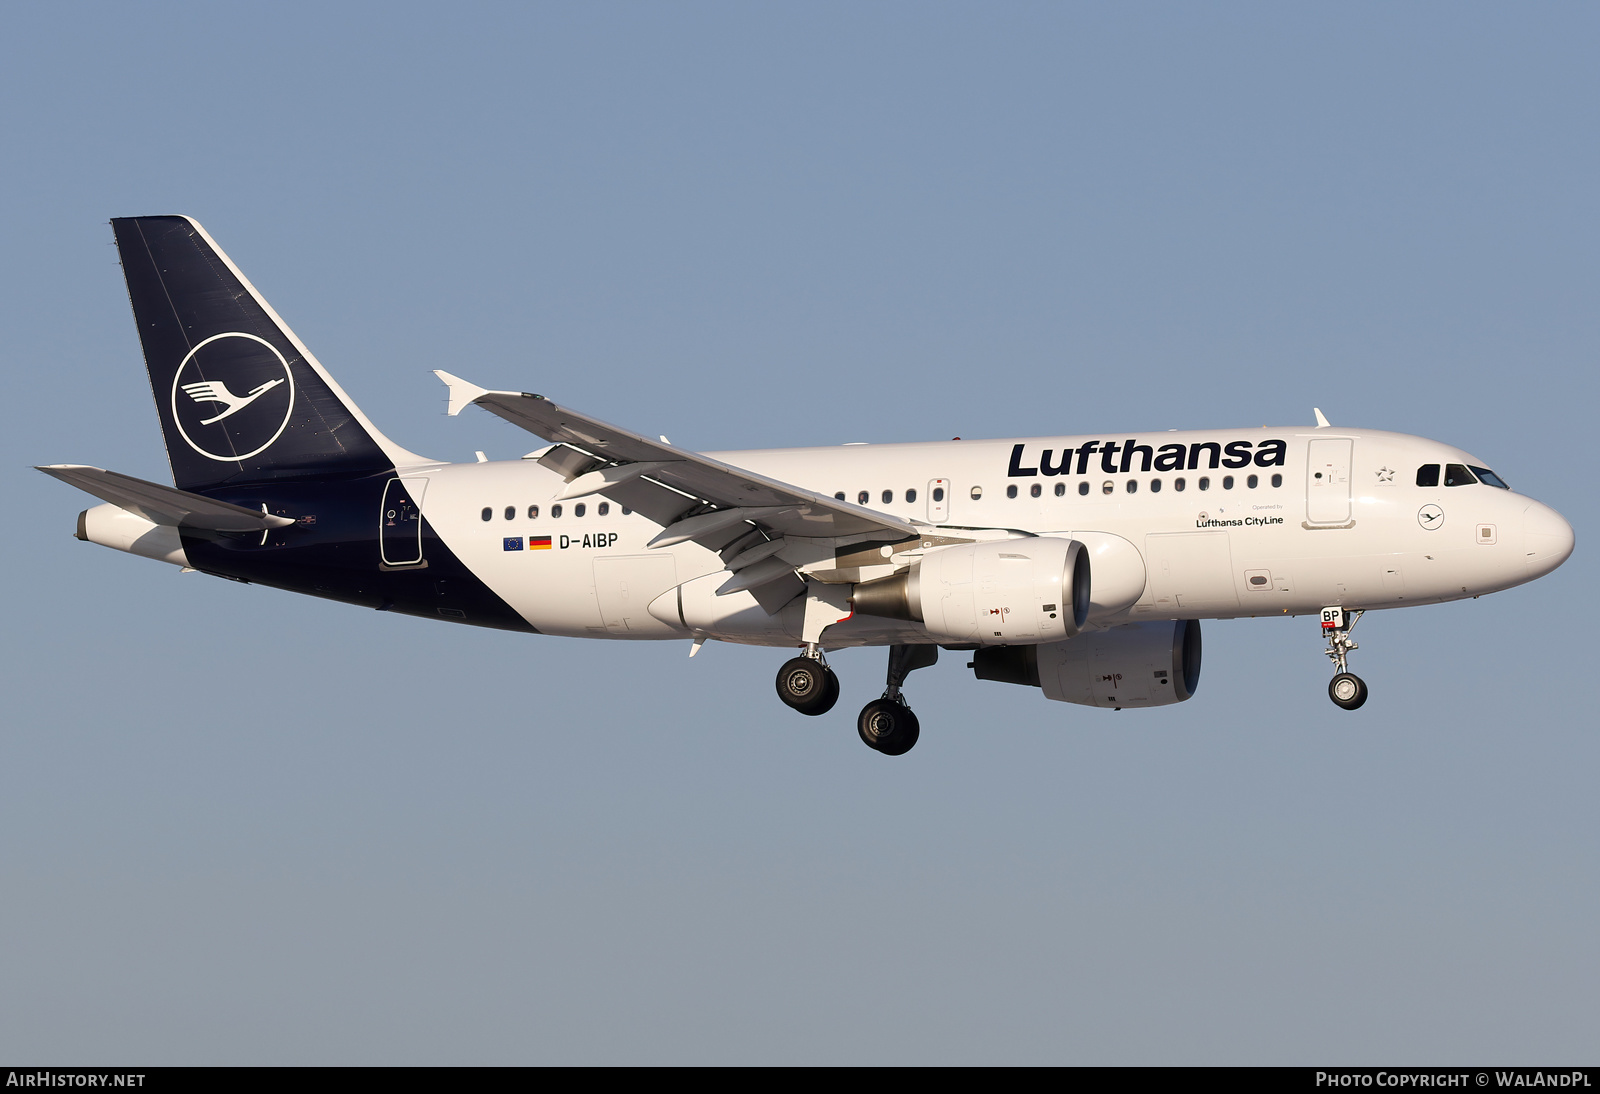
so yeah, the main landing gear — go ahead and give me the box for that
[857,644,938,756]
[1321,607,1369,711]
[775,647,840,717]
[774,643,938,755]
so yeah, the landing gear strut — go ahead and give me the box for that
[1321,607,1369,711]
[858,644,937,755]
[776,645,840,716]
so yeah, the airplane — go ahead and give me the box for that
[38,216,1576,756]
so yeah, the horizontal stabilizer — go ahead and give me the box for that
[36,465,295,532]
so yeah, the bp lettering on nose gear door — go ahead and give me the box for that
[380,478,428,568]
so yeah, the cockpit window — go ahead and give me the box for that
[1470,466,1510,490]
[1444,464,1477,487]
[1416,464,1440,487]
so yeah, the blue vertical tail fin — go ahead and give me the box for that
[111,215,428,491]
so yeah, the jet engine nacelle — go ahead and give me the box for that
[854,537,1090,645]
[970,619,1202,708]
[1071,531,1146,622]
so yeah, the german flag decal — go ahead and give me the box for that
[529,536,552,550]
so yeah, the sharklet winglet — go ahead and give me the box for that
[434,370,494,417]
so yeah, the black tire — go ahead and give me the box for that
[820,666,840,714]
[776,657,840,716]
[857,699,921,755]
[1329,672,1368,710]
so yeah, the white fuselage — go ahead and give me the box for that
[405,426,1571,647]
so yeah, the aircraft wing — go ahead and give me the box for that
[36,465,295,533]
[435,371,919,547]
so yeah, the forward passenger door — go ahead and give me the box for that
[1305,438,1353,526]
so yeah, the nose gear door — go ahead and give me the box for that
[380,477,428,567]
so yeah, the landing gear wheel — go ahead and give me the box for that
[857,699,921,755]
[820,667,840,713]
[1329,672,1368,711]
[776,657,840,716]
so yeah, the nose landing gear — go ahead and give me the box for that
[1329,672,1368,709]
[858,644,937,755]
[1321,607,1368,710]
[775,646,840,716]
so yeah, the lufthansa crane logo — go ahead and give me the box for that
[169,332,296,462]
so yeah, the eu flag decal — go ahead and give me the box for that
[503,537,524,551]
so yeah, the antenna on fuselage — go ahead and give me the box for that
[1313,408,1331,428]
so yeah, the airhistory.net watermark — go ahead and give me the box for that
[5,1075,145,1088]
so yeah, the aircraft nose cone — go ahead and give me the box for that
[1523,500,1575,577]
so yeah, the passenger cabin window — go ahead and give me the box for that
[1125,480,1137,494]
[1101,481,1113,495]
[528,505,539,519]
[597,502,610,516]
[1150,479,1162,493]
[1471,466,1510,489]
[1444,464,1477,487]
[1006,485,1018,499]
[932,487,945,502]
[575,503,587,517]
[504,506,515,520]
[1198,477,1210,491]
[1247,474,1258,489]
[1175,477,1187,492]
[1078,482,1089,496]
[552,504,563,518]
[1054,483,1065,497]
[835,491,846,501]
[481,507,492,522]
[858,491,869,505]
[971,486,983,500]
[1029,484,1041,498]
[906,488,917,503]
[1416,464,1441,487]
[1222,476,1235,490]
[882,490,893,504]
[1271,474,1282,488]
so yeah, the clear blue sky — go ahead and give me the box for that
[1,1,1594,1064]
